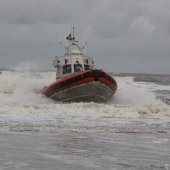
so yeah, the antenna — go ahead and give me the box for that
[83,31,88,54]
[58,28,62,56]
[59,30,61,45]
[83,32,86,54]
[85,32,88,45]
[72,26,75,42]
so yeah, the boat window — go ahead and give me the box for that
[57,66,62,75]
[85,59,89,64]
[62,64,72,74]
[74,64,83,72]
[84,64,90,70]
[64,59,68,65]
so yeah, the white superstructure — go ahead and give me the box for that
[53,27,94,79]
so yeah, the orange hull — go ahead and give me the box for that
[39,69,117,102]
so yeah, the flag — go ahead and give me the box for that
[66,34,73,40]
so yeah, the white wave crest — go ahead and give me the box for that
[0,71,170,121]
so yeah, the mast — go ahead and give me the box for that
[64,26,85,54]
[72,26,75,44]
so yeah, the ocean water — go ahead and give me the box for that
[0,70,170,170]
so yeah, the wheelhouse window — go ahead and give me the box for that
[74,64,83,72]
[62,64,72,74]
[57,66,62,75]
[84,64,90,70]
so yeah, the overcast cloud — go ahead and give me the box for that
[0,0,170,74]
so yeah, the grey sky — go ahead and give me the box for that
[0,0,170,74]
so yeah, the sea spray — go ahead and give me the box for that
[0,70,170,133]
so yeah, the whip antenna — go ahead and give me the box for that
[85,32,88,45]
[72,26,75,43]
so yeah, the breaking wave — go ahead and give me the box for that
[0,70,170,133]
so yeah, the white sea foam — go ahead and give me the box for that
[0,70,170,133]
[110,76,163,106]
[0,71,169,115]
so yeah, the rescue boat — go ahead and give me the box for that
[39,27,117,102]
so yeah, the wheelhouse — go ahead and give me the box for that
[53,35,94,79]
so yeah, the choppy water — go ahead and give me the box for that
[0,70,170,170]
